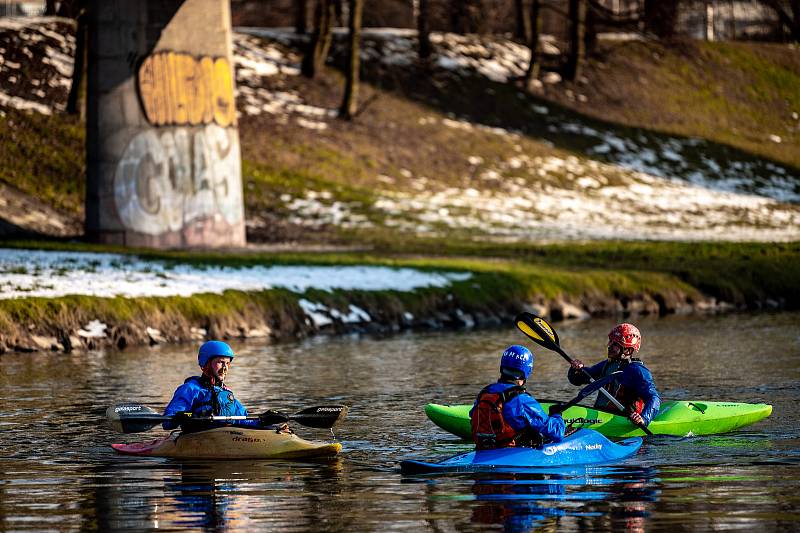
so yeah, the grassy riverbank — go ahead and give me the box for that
[2,239,798,353]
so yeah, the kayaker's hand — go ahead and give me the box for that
[570,360,584,371]
[629,411,644,426]
[548,404,564,416]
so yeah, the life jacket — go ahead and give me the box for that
[184,376,239,418]
[595,359,646,415]
[471,385,526,450]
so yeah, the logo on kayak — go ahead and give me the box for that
[115,405,145,413]
[584,444,602,450]
[565,417,602,425]
[543,442,582,455]
[232,436,264,443]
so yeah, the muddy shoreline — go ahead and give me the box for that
[0,288,743,355]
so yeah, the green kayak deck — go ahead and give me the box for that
[425,400,772,438]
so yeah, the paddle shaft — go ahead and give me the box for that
[549,372,621,415]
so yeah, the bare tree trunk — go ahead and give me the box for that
[66,8,88,118]
[339,0,363,119]
[57,0,84,18]
[585,1,597,55]
[644,0,680,38]
[524,0,542,90]
[418,0,431,59]
[295,0,307,34]
[302,0,336,78]
[450,0,467,33]
[334,0,344,26]
[565,0,586,81]
[705,0,715,41]
[515,0,533,42]
[466,0,485,33]
[448,0,482,33]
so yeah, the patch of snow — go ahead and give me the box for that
[0,90,53,114]
[0,249,472,300]
[296,117,328,130]
[77,320,107,338]
[298,299,333,327]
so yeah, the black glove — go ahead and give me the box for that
[548,404,564,416]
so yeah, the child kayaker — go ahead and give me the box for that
[470,344,565,449]
[163,340,263,431]
[567,323,661,427]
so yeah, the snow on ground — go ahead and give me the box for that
[233,27,799,207]
[271,150,800,242]
[0,17,73,115]
[0,248,471,300]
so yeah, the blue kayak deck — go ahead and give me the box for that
[400,429,642,474]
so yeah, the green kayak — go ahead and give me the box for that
[425,400,772,438]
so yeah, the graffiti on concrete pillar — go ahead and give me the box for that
[113,124,243,235]
[138,52,236,127]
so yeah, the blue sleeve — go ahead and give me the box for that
[163,382,197,430]
[506,395,566,442]
[568,360,605,385]
[232,399,262,428]
[626,365,661,425]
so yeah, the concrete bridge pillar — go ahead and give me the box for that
[86,0,245,248]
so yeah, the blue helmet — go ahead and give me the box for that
[500,345,534,380]
[198,340,235,367]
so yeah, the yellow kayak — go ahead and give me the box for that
[111,426,342,459]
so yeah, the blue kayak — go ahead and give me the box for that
[400,429,642,474]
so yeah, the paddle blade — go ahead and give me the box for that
[106,403,166,434]
[258,409,290,426]
[289,405,349,429]
[515,312,560,350]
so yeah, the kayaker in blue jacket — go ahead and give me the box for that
[567,323,661,427]
[470,345,565,449]
[163,340,261,431]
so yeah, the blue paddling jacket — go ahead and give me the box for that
[163,376,260,430]
[469,382,566,444]
[568,358,661,425]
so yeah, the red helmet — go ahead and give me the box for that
[608,323,641,353]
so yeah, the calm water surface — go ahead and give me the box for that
[1,312,799,531]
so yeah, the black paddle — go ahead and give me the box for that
[515,311,654,435]
[106,403,349,434]
[547,371,622,415]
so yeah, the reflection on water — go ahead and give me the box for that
[1,311,799,530]
[92,459,346,530]
[411,466,659,532]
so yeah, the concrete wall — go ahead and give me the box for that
[86,0,245,248]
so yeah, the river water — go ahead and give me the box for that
[1,312,798,531]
